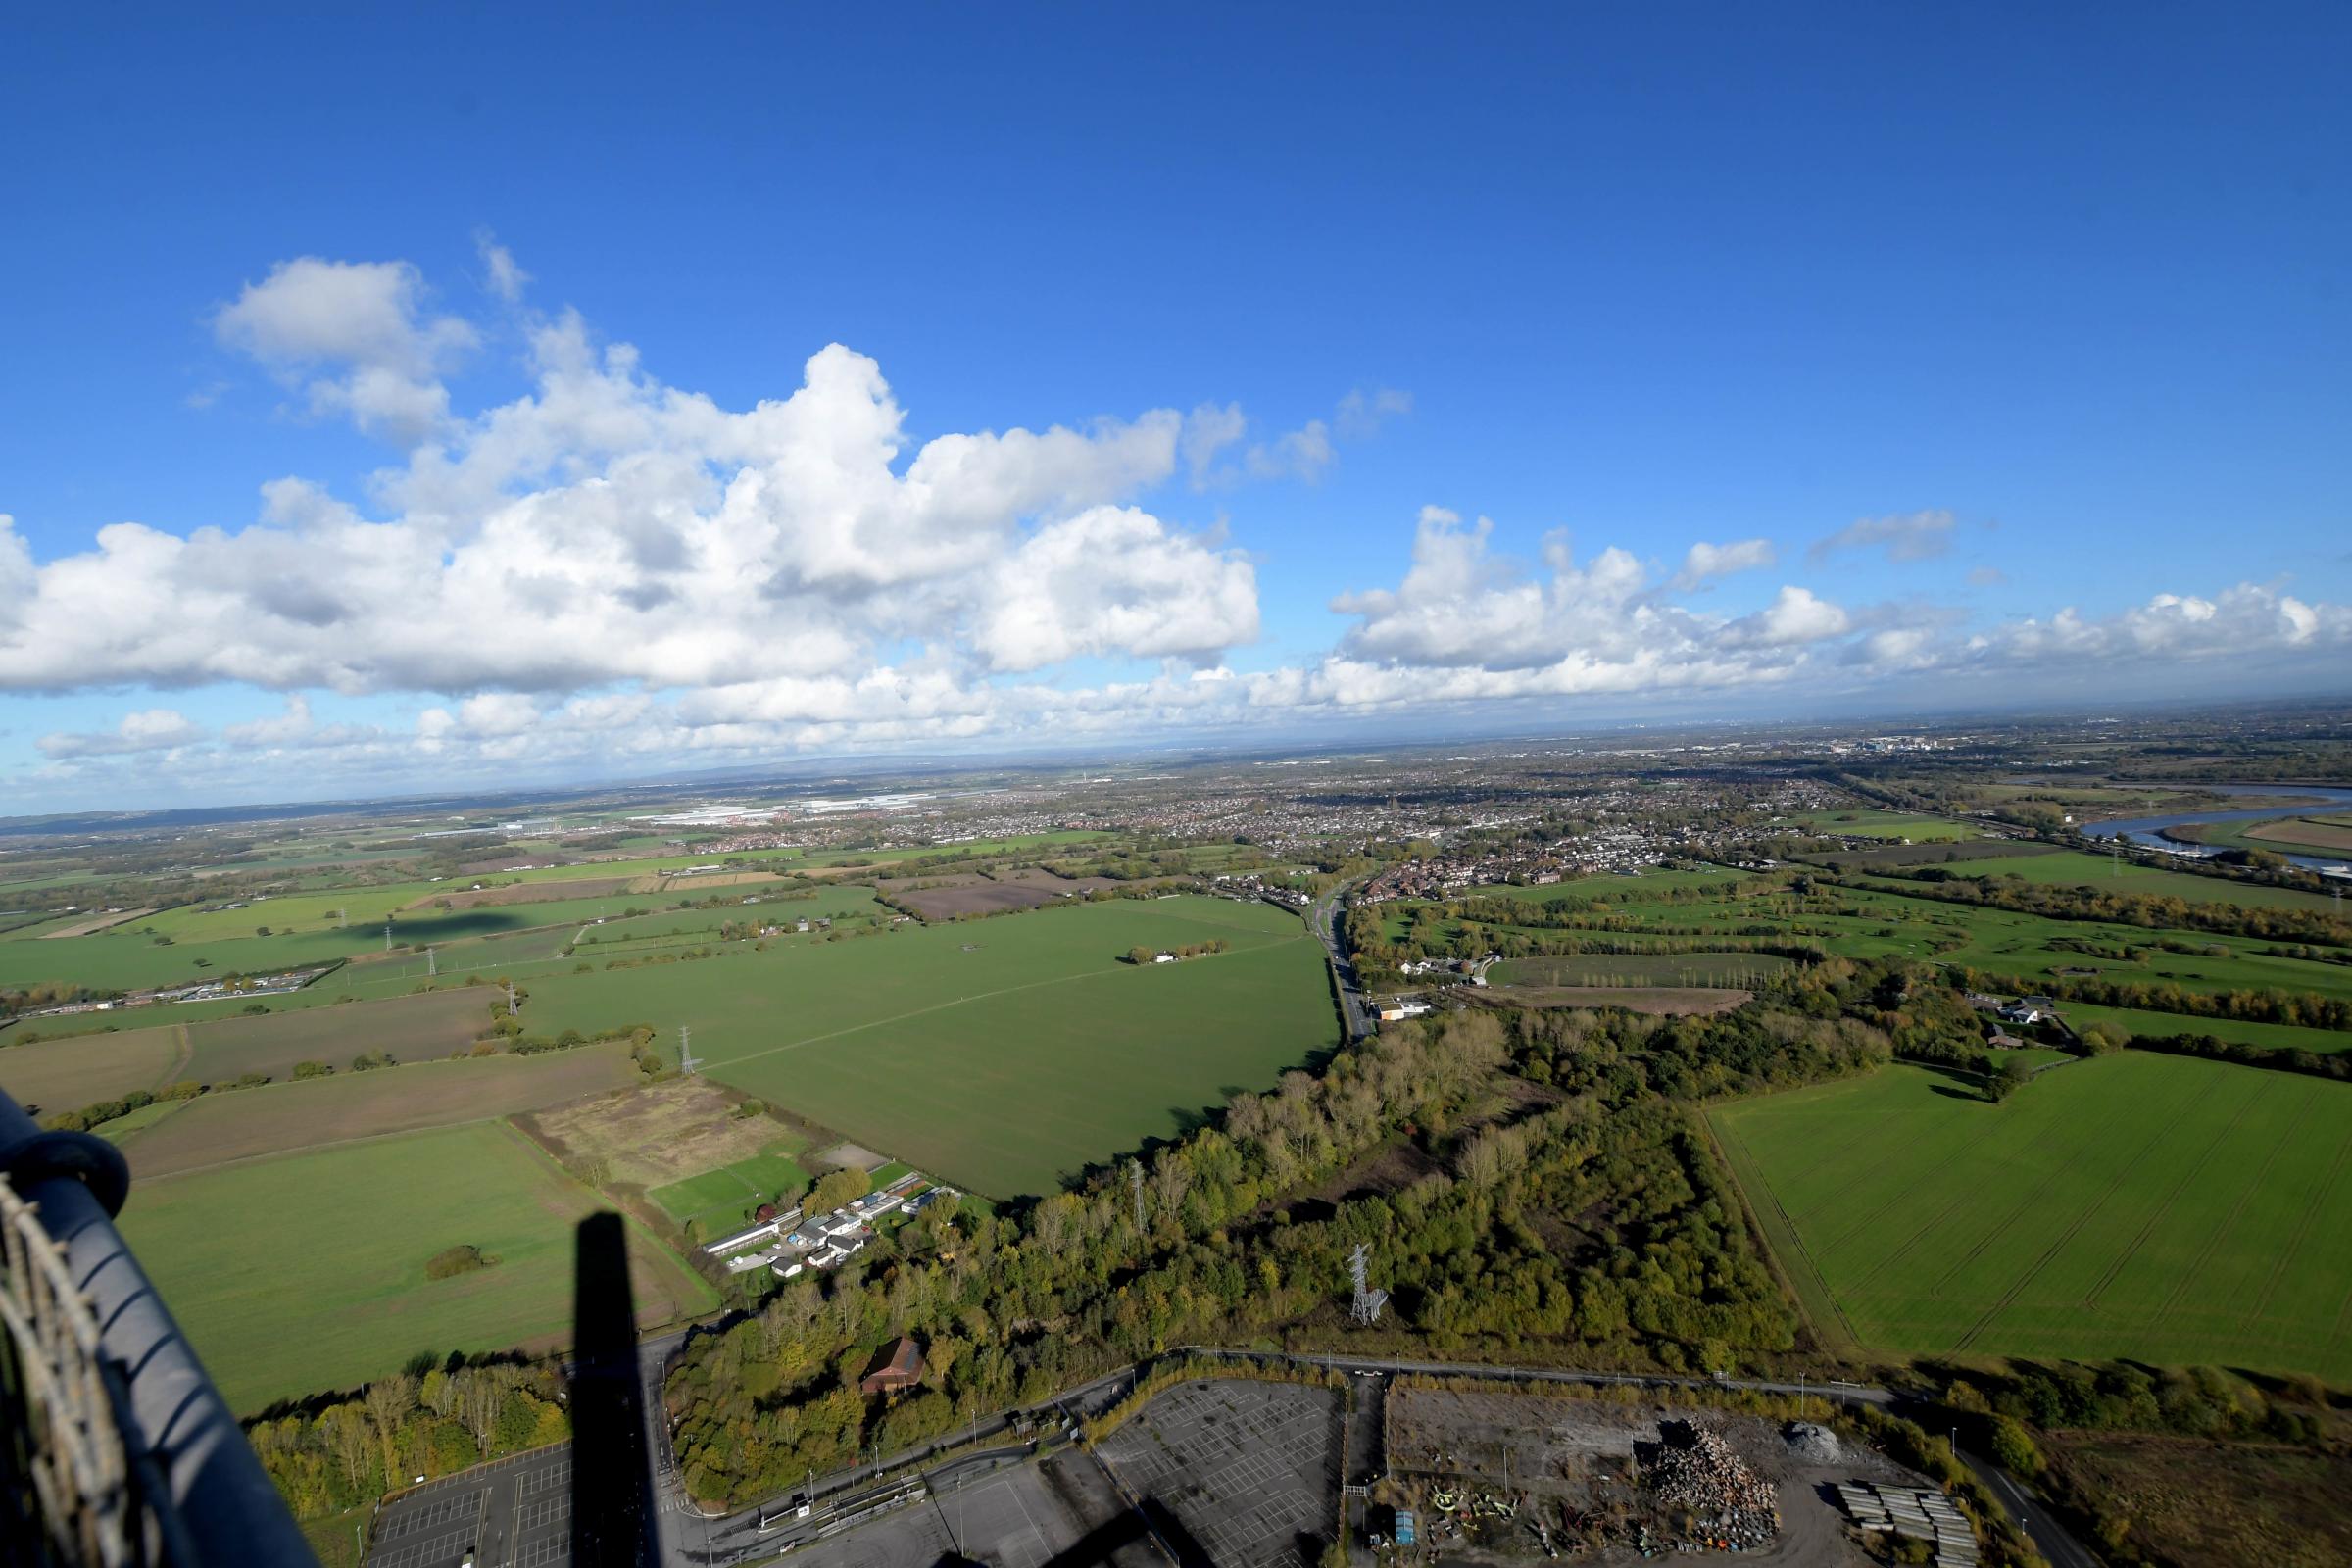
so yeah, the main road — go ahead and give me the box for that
[1309,875,1377,1041]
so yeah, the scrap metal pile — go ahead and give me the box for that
[1643,1426,1779,1550]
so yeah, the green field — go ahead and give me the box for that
[1711,1055,2352,1380]
[520,896,1337,1198]
[1788,809,1979,842]
[0,883,796,997]
[1487,952,1793,988]
[93,1098,186,1142]
[119,1121,718,1411]
[1905,850,2345,911]
[649,1141,812,1231]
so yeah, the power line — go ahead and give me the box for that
[1348,1244,1388,1326]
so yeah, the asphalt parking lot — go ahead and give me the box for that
[1093,1379,1342,1568]
[366,1444,573,1568]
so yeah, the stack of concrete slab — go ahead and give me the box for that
[1833,1483,1978,1567]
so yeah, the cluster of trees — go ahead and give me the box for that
[1867,866,2352,947]
[1965,968,2352,1032]
[245,1362,569,1520]
[1933,1359,2328,1446]
[667,993,1908,1507]
[37,1070,270,1131]
[2,978,113,1017]
[1122,939,1230,964]
[2113,1029,2352,1082]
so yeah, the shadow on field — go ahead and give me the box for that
[572,1211,657,1567]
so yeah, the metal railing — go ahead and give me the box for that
[0,1088,315,1566]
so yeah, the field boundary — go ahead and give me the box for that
[1700,1105,1859,1356]
[492,1120,721,1332]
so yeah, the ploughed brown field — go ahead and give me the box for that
[2246,817,2352,854]
[885,868,1120,919]
[116,1044,639,1178]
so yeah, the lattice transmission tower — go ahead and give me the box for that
[1348,1244,1388,1326]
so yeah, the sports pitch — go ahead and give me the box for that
[650,1142,812,1231]
[117,1120,717,1412]
[1711,1055,2352,1380]
[521,895,1340,1198]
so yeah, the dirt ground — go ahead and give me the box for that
[882,866,1120,919]
[1385,1387,1930,1564]
[520,1073,773,1187]
[810,1140,885,1172]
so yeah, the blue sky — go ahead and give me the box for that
[3,4,2348,809]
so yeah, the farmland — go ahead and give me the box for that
[1710,1055,2352,1380]
[1488,952,1794,988]
[517,896,1337,1198]
[0,987,500,1112]
[1883,849,2346,911]
[1788,809,1979,841]
[0,1024,183,1112]
[116,1121,716,1412]
[114,1046,642,1178]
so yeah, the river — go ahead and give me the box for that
[2081,783,2352,876]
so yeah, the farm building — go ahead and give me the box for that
[859,1336,923,1396]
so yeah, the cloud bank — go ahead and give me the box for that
[5,251,2347,804]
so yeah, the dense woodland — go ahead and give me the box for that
[664,975,1896,1506]
[247,1363,570,1520]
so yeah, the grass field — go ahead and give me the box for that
[1788,809,1980,842]
[1815,840,2058,871]
[1711,1055,2352,1380]
[93,1098,186,1142]
[117,1121,717,1411]
[0,883,787,997]
[1487,952,1793,988]
[1910,850,2346,911]
[519,896,1337,1198]
[648,1141,811,1232]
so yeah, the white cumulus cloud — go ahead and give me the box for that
[39,709,207,759]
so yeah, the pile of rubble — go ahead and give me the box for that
[1645,1426,1779,1550]
[1783,1422,1842,1464]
